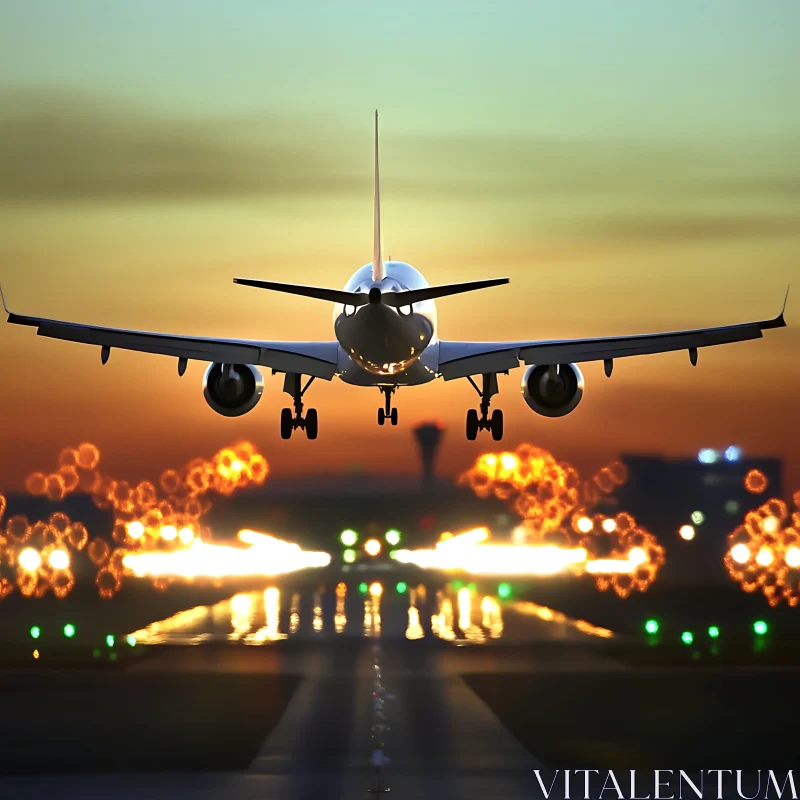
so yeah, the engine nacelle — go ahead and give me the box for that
[521,363,584,417]
[203,363,264,417]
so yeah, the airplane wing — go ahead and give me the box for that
[437,289,789,380]
[0,287,339,379]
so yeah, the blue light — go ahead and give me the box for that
[724,446,742,462]
[698,448,719,464]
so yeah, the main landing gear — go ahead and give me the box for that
[377,386,398,426]
[466,372,503,441]
[280,373,318,440]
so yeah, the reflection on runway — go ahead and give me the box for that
[127,581,616,645]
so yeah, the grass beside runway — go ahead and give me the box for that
[462,669,798,770]
[0,671,302,774]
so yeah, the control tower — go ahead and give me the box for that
[412,420,444,491]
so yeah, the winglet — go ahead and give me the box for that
[762,284,790,329]
[372,110,385,282]
[0,282,10,316]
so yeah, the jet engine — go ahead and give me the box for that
[203,363,264,417]
[521,363,584,417]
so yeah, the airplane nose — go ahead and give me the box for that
[368,287,382,304]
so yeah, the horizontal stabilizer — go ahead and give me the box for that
[381,278,509,307]
[233,276,509,308]
[233,278,370,307]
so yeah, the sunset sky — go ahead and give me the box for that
[0,1,798,493]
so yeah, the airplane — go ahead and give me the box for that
[0,112,789,441]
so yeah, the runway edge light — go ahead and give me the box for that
[681,630,693,645]
[753,620,768,635]
[644,618,659,635]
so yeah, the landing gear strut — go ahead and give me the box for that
[465,372,503,441]
[377,386,398,426]
[281,373,318,439]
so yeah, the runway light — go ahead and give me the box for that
[698,448,718,464]
[724,446,742,462]
[364,539,381,557]
[577,516,593,533]
[126,635,136,647]
[708,625,720,638]
[369,582,383,597]
[756,547,774,567]
[602,518,617,533]
[340,529,358,547]
[644,619,659,635]
[786,547,800,569]
[30,626,41,639]
[724,500,740,514]
[385,529,401,546]
[63,623,76,639]
[681,631,694,645]
[629,548,647,566]
[731,543,751,564]
[33,649,39,659]
[19,548,42,572]
[127,521,145,540]
[359,582,368,594]
[389,550,398,560]
[178,527,195,545]
[160,525,178,541]
[753,620,768,635]
[343,549,356,564]
[498,582,512,599]
[679,525,695,541]
[691,510,705,525]
[452,580,463,590]
[396,581,407,594]
[762,516,778,534]
[106,634,115,648]
[48,549,70,570]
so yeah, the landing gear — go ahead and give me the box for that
[377,387,398,427]
[280,373,318,440]
[465,372,504,440]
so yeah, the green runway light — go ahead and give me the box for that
[340,529,358,547]
[126,635,136,647]
[467,582,477,592]
[106,634,115,648]
[708,625,720,639]
[389,550,398,560]
[452,580,463,590]
[498,582,512,599]
[644,619,659,635]
[385,529,401,546]
[343,548,356,564]
[30,626,41,640]
[396,581,408,594]
[754,620,768,635]
[63,623,76,639]
[359,582,369,594]
[681,630,694,645]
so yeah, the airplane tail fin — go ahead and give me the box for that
[372,110,385,282]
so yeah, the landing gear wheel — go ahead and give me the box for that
[305,408,318,440]
[490,409,504,441]
[390,408,398,426]
[378,408,385,426]
[280,408,293,440]
[466,409,479,440]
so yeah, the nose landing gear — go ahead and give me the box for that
[377,386,398,426]
[465,372,503,441]
[280,373,318,439]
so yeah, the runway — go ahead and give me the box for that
[0,582,794,799]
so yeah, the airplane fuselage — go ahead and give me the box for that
[333,261,439,386]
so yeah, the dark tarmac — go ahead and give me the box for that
[0,583,796,799]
